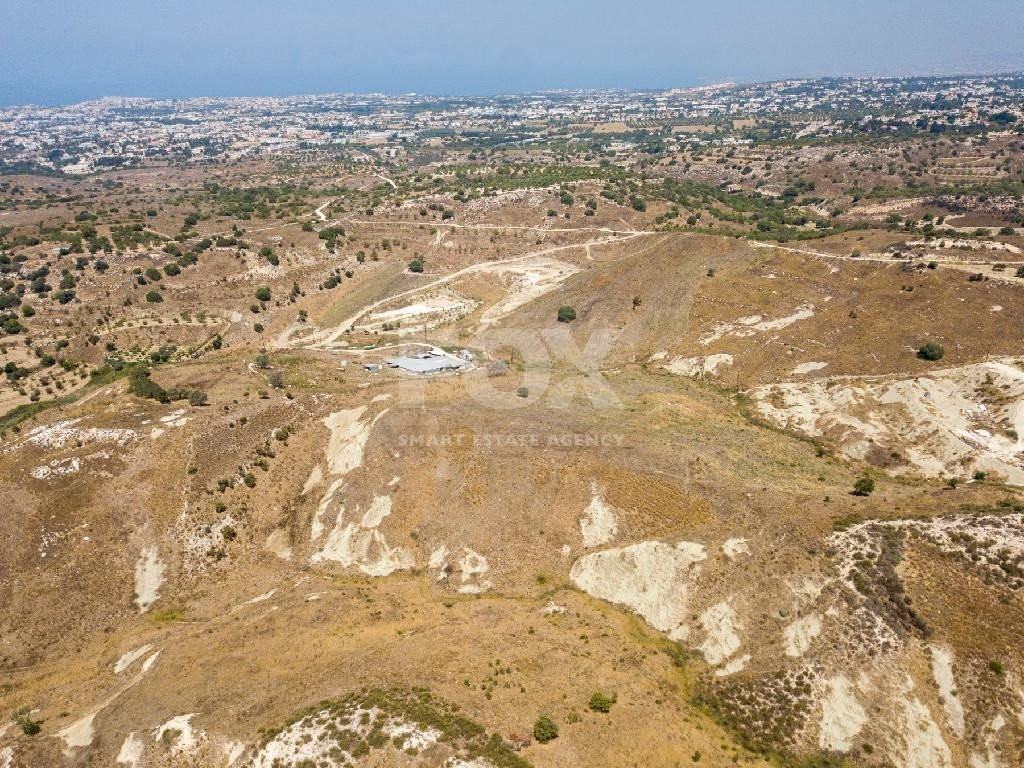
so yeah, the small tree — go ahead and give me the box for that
[917,341,944,361]
[145,290,163,303]
[408,258,424,273]
[852,476,875,497]
[557,306,576,323]
[12,708,41,736]
[255,286,271,302]
[588,692,616,713]
[533,714,558,743]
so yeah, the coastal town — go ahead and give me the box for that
[2,75,1022,175]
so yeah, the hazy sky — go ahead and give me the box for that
[3,0,1023,105]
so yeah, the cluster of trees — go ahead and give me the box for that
[127,366,207,406]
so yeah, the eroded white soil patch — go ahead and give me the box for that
[310,406,388,541]
[784,614,822,657]
[251,707,441,768]
[10,418,136,451]
[313,494,415,576]
[476,257,580,325]
[264,529,292,560]
[971,714,1008,768]
[116,733,144,767]
[907,238,1021,255]
[134,546,165,613]
[360,294,476,335]
[752,359,1024,481]
[660,354,734,378]
[114,644,153,674]
[699,600,743,666]
[930,645,965,738]
[818,675,867,752]
[29,457,81,480]
[570,540,707,641]
[580,481,619,548]
[429,546,492,593]
[57,711,97,754]
[154,714,201,755]
[700,304,815,345]
[722,538,750,560]
[899,682,951,768]
[791,361,829,376]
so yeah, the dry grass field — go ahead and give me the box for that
[2,144,1024,768]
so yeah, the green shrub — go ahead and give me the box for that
[12,708,41,736]
[588,692,616,713]
[145,290,163,303]
[255,286,271,302]
[408,259,424,273]
[557,305,576,323]
[533,714,558,743]
[917,341,944,361]
[852,476,875,497]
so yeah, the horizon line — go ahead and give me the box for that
[4,69,1024,111]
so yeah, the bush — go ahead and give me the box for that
[128,368,169,403]
[12,708,41,736]
[145,290,163,303]
[852,476,875,497]
[255,286,271,302]
[1017,266,1024,278]
[163,263,180,276]
[533,714,558,743]
[917,341,944,361]
[557,305,576,323]
[588,692,616,713]
[408,259,424,273]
